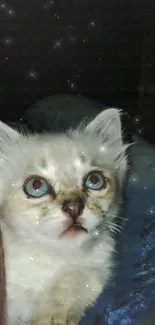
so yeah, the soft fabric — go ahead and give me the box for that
[23,94,102,132]
[24,96,155,325]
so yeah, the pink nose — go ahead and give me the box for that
[62,197,84,221]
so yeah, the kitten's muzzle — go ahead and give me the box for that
[62,197,84,221]
[61,197,88,237]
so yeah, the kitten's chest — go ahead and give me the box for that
[4,240,60,325]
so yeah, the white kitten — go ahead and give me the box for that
[0,108,128,325]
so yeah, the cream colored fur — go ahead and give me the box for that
[0,108,128,325]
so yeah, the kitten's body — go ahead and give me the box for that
[0,109,128,325]
[3,225,113,325]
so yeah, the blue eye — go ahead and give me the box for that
[84,172,106,190]
[24,177,49,198]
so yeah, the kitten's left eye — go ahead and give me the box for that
[84,172,107,190]
[24,177,49,198]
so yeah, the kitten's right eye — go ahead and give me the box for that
[24,177,50,198]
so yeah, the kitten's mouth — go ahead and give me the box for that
[61,223,88,238]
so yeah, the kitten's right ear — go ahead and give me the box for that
[85,108,123,147]
[0,122,20,142]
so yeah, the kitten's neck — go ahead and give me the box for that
[1,222,82,261]
[1,222,50,253]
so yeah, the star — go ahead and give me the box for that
[69,36,77,44]
[132,116,141,125]
[137,127,144,135]
[67,80,77,91]
[54,13,59,19]
[53,40,62,49]
[7,8,15,16]
[27,70,38,80]
[88,20,96,29]
[43,0,55,8]
[0,2,6,9]
[4,37,13,45]
[90,20,95,27]
[83,38,88,43]
[148,207,155,215]
[138,85,144,92]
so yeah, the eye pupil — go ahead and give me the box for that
[90,174,99,184]
[84,171,106,190]
[24,176,51,198]
[32,179,42,190]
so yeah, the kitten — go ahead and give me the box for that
[0,108,128,325]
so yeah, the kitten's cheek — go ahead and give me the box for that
[82,209,101,231]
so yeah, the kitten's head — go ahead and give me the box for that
[0,109,128,250]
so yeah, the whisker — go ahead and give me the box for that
[107,221,123,234]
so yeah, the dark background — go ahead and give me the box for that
[0,0,155,143]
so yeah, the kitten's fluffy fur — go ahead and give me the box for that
[0,108,128,325]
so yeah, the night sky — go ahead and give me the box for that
[0,0,154,143]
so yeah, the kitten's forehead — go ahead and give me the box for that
[39,136,87,164]
[40,135,86,157]
[23,134,114,180]
[28,135,88,183]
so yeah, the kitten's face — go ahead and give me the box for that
[0,108,128,250]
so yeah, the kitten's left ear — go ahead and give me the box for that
[0,122,20,142]
[85,108,123,146]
